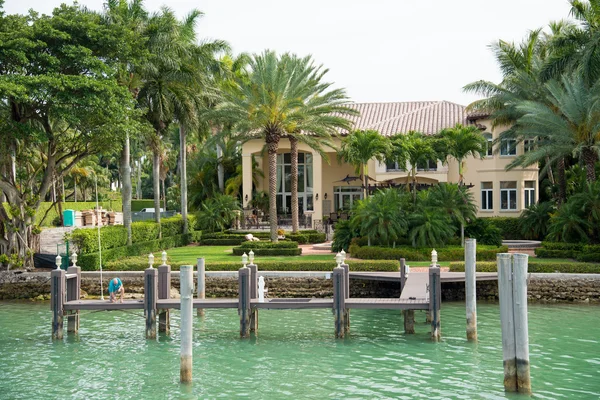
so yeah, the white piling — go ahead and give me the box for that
[465,238,477,341]
[498,253,516,391]
[196,258,205,317]
[513,253,531,394]
[180,265,194,383]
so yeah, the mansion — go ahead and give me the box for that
[241,101,538,225]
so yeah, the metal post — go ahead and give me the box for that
[332,266,346,338]
[400,258,406,293]
[248,263,258,332]
[513,254,532,394]
[66,266,80,333]
[144,267,158,339]
[51,269,65,340]
[498,253,517,392]
[428,266,441,341]
[238,267,251,338]
[180,265,194,383]
[158,264,171,334]
[465,238,477,341]
[342,263,350,333]
[196,258,205,317]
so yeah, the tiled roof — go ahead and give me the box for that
[338,101,469,136]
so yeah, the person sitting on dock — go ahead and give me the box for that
[109,278,124,303]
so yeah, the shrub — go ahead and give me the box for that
[540,242,584,251]
[465,218,503,246]
[104,258,400,272]
[199,239,245,246]
[231,248,302,256]
[449,261,600,274]
[287,232,326,244]
[575,253,600,262]
[349,244,508,261]
[237,241,299,249]
[534,248,579,259]
[485,217,521,240]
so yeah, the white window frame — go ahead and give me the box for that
[500,139,517,156]
[500,181,517,211]
[481,182,493,211]
[523,139,535,153]
[385,161,405,172]
[524,181,536,208]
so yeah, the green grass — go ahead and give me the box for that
[157,245,334,264]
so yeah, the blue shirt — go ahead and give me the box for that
[108,278,122,293]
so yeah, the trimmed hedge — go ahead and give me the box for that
[104,258,399,272]
[485,217,520,240]
[232,248,302,256]
[535,242,600,262]
[131,199,156,212]
[449,261,600,274]
[78,231,202,270]
[199,238,245,246]
[349,244,508,262]
[576,253,600,262]
[534,248,579,259]
[237,241,299,249]
[287,232,326,244]
[541,242,584,251]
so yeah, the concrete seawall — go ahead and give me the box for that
[1,271,599,303]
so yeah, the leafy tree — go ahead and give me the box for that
[518,201,555,240]
[0,4,139,268]
[426,183,477,246]
[437,123,487,184]
[338,130,391,199]
[331,220,360,252]
[465,218,503,246]
[196,193,240,233]
[547,201,592,243]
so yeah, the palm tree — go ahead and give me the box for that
[213,50,340,241]
[519,201,555,240]
[409,190,456,247]
[438,123,487,184]
[426,183,476,246]
[338,130,391,199]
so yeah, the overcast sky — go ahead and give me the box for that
[4,0,574,105]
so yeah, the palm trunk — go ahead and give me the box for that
[546,156,555,185]
[267,140,279,242]
[162,179,167,211]
[121,134,132,245]
[363,163,368,198]
[290,138,299,233]
[411,167,417,204]
[153,149,162,238]
[556,157,567,206]
[180,126,188,234]
[583,147,597,182]
[136,158,143,199]
[74,181,77,202]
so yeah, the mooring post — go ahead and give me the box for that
[403,310,415,334]
[342,263,350,333]
[512,254,531,394]
[400,258,406,293]
[66,266,80,333]
[51,268,65,340]
[196,258,205,317]
[498,253,517,392]
[238,266,251,338]
[465,238,477,341]
[144,267,158,339]
[332,266,346,338]
[248,261,258,333]
[180,265,194,384]
[158,262,171,334]
[428,251,441,341]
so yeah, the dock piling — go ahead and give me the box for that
[144,267,158,339]
[196,258,205,317]
[51,268,65,340]
[400,258,406,293]
[248,263,258,332]
[238,267,251,338]
[498,253,531,394]
[403,310,415,334]
[465,238,477,341]
[332,266,346,338]
[158,263,171,334]
[180,265,194,384]
[66,266,80,333]
[342,263,350,333]
[428,264,441,341]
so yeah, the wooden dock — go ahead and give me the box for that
[51,260,489,339]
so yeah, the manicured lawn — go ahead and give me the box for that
[156,245,335,264]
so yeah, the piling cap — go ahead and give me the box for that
[335,252,343,266]
[148,253,154,268]
[242,252,248,267]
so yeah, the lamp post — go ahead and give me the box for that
[340,249,346,264]
[55,254,62,270]
[242,252,248,267]
[162,250,167,266]
[335,252,343,267]
[431,249,438,267]
[148,253,155,269]
[248,250,255,264]
[71,252,78,268]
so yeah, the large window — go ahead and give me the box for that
[276,153,313,214]
[500,139,517,156]
[333,186,362,211]
[416,159,438,171]
[500,181,517,210]
[523,139,535,153]
[386,161,405,172]
[481,182,493,210]
[484,133,493,157]
[524,181,536,208]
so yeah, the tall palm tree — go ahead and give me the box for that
[213,50,338,241]
[438,123,487,184]
[338,130,391,199]
[426,183,477,246]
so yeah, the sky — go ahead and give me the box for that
[3,0,574,106]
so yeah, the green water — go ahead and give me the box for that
[0,302,599,399]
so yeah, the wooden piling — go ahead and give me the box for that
[51,268,65,340]
[180,265,193,384]
[403,310,415,334]
[196,258,205,317]
[498,253,517,392]
[248,263,258,333]
[238,267,251,338]
[513,254,532,394]
[342,263,350,333]
[158,264,171,334]
[465,238,477,341]
[144,267,158,339]
[400,258,406,292]
[428,266,441,341]
[332,266,346,338]
[66,266,80,333]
